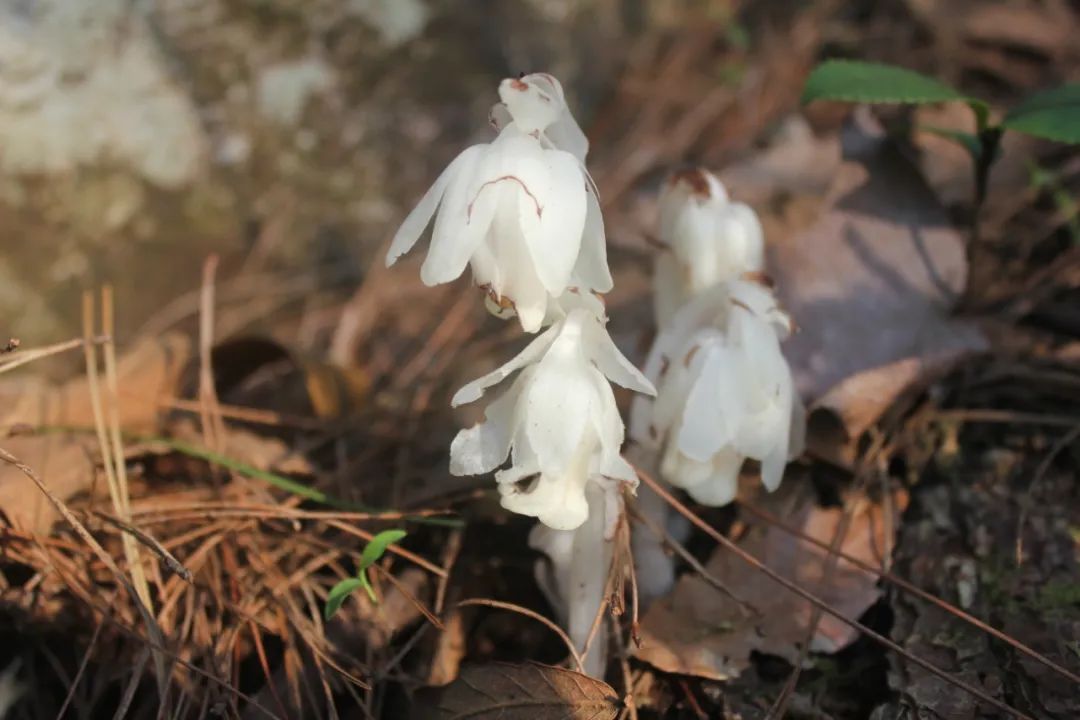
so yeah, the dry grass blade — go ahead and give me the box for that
[81,291,155,623]
[420,661,622,720]
[634,466,1036,720]
[740,501,1080,686]
[457,599,586,674]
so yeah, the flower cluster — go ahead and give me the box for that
[387,74,655,676]
[632,168,803,505]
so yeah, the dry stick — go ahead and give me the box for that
[1016,424,1080,565]
[55,604,108,719]
[932,409,1079,428]
[627,502,754,617]
[740,501,1080,687]
[434,530,463,615]
[92,510,193,582]
[634,466,1037,720]
[610,617,638,720]
[457,598,586,674]
[769,432,887,720]
[0,335,110,375]
[198,255,227,457]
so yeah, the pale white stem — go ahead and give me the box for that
[530,482,615,677]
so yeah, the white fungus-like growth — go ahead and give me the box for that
[386,73,610,332]
[653,168,764,326]
[631,279,803,506]
[450,295,654,531]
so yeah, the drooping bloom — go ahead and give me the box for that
[631,279,803,506]
[386,74,610,332]
[653,168,764,326]
[450,298,655,530]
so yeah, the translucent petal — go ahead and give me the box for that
[569,187,613,293]
[448,375,525,475]
[420,145,496,285]
[519,148,587,295]
[678,343,741,460]
[585,319,655,395]
[386,144,483,267]
[451,332,556,407]
[726,202,765,273]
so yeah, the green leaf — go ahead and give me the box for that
[1003,84,1080,144]
[324,578,364,620]
[322,530,407,619]
[358,529,407,572]
[802,60,972,106]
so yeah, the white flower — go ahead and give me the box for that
[653,168,765,326]
[450,304,655,530]
[386,74,610,332]
[490,73,590,162]
[631,280,803,505]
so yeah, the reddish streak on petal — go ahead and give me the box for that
[468,175,544,220]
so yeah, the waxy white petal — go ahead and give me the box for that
[386,144,484,268]
[451,325,558,406]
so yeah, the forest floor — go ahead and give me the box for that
[1,1,1078,718]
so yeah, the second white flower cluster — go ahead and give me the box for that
[631,168,805,508]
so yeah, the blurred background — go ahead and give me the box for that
[3,0,1072,347]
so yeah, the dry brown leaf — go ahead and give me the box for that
[427,608,467,687]
[635,485,908,681]
[728,112,987,466]
[0,333,190,533]
[414,661,622,720]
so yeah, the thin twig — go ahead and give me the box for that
[0,335,111,374]
[457,598,586,673]
[1016,424,1080,565]
[91,510,193,582]
[635,464,1036,720]
[740,501,1080,687]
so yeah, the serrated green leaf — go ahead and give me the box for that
[802,60,971,106]
[1002,84,1080,144]
[358,529,407,572]
[324,578,364,620]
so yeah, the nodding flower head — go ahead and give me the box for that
[631,279,803,506]
[449,305,655,530]
[386,75,609,332]
[654,168,765,326]
[492,73,589,162]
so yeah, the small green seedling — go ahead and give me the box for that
[324,529,407,620]
[802,60,1079,246]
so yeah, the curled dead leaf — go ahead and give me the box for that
[414,661,622,720]
[635,484,908,681]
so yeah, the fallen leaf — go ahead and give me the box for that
[414,662,622,720]
[426,608,467,687]
[635,484,907,681]
[0,333,191,533]
[723,110,987,466]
